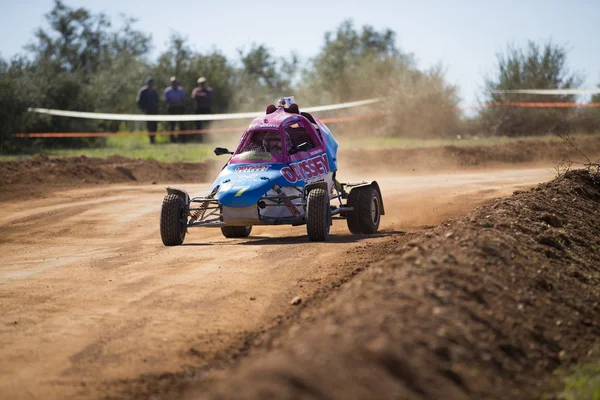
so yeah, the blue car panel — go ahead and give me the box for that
[212,163,303,208]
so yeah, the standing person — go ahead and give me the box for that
[191,76,213,143]
[163,76,186,143]
[136,77,159,144]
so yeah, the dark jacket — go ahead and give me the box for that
[137,86,159,112]
[192,86,213,110]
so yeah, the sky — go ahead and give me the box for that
[1,0,599,108]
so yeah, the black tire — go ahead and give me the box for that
[221,226,252,238]
[346,186,381,234]
[160,194,188,246]
[306,188,331,241]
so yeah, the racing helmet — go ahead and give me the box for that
[262,131,291,154]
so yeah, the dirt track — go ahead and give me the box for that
[0,166,555,399]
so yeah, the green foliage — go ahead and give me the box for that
[28,0,111,73]
[0,0,152,149]
[0,64,34,153]
[1,2,465,152]
[481,41,584,136]
[554,359,600,400]
[4,0,599,154]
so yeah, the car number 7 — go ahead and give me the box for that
[235,186,250,197]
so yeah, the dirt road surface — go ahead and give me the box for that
[0,167,554,399]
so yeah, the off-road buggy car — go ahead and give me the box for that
[160,101,384,245]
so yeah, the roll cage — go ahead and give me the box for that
[231,113,325,165]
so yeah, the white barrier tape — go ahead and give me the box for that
[28,98,382,122]
[302,98,381,112]
[491,88,600,95]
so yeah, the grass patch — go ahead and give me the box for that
[550,359,600,400]
[44,143,214,163]
[2,134,216,163]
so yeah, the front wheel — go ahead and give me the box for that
[160,194,188,246]
[306,188,331,241]
[346,186,381,234]
[221,226,252,238]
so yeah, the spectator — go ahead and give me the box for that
[136,77,159,144]
[191,76,213,142]
[164,76,186,143]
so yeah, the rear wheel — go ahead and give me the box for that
[306,188,331,241]
[346,186,381,234]
[221,226,252,238]
[160,194,188,246]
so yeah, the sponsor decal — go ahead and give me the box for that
[238,151,272,161]
[235,165,271,173]
[280,168,297,182]
[280,154,330,183]
[248,122,279,129]
[309,149,323,156]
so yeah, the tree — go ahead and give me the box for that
[0,58,32,150]
[384,64,461,138]
[154,33,192,82]
[480,41,584,136]
[1,4,465,150]
[231,44,298,111]
[300,20,459,138]
[26,0,113,74]
[152,35,236,114]
[301,20,413,104]
[188,50,236,113]
[0,1,154,148]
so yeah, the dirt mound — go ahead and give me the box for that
[189,170,600,400]
[340,135,600,173]
[0,154,210,187]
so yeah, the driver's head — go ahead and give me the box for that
[263,131,282,153]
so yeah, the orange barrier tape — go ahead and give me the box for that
[14,112,387,138]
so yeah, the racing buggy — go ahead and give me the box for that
[159,100,384,245]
